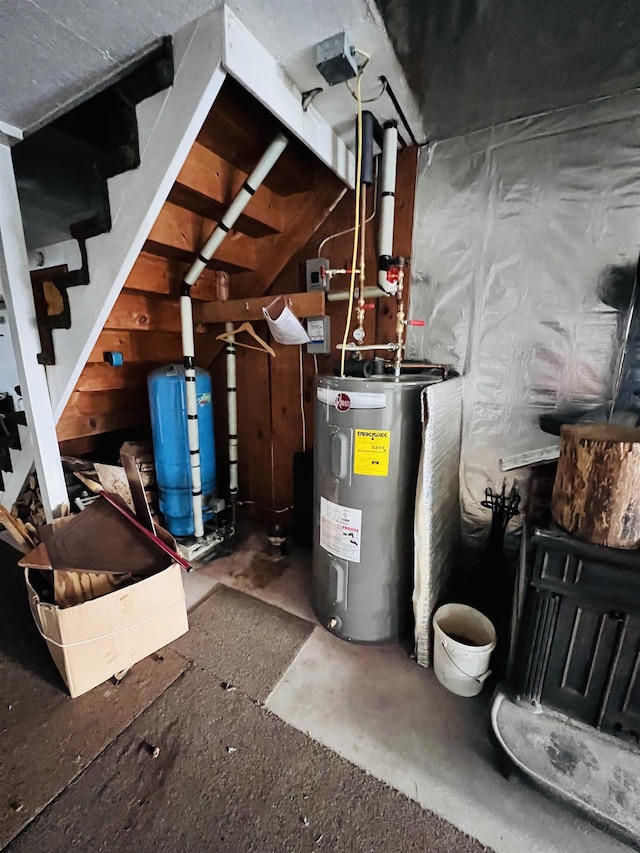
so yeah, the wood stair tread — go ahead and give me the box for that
[57,387,150,441]
[88,330,184,364]
[145,200,258,274]
[123,252,227,302]
[105,290,182,333]
[197,78,321,198]
[171,143,285,239]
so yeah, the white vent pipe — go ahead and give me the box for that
[180,131,289,538]
[377,120,398,295]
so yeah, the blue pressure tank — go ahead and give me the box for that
[148,364,217,537]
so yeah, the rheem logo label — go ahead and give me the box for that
[334,392,351,412]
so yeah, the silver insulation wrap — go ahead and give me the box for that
[413,377,463,666]
[407,91,640,546]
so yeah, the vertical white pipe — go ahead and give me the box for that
[179,132,289,538]
[180,293,204,538]
[377,121,398,294]
[225,321,238,502]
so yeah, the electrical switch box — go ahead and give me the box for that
[306,316,331,354]
[316,33,359,86]
[306,257,330,291]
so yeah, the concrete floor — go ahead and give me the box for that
[1,528,634,852]
[2,532,487,853]
[180,529,634,853]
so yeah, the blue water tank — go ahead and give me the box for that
[148,364,217,537]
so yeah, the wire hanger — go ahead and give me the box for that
[215,321,276,357]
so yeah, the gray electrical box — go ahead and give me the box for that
[316,33,359,86]
[306,257,330,291]
[306,316,331,354]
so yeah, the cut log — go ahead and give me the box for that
[551,423,640,548]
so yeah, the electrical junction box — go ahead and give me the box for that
[306,257,330,291]
[316,32,359,86]
[307,316,331,354]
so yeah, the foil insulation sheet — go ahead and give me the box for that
[413,377,462,667]
[407,91,640,546]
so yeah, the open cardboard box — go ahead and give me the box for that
[19,497,189,698]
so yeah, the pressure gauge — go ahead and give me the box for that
[353,327,365,343]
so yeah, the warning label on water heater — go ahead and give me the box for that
[354,429,390,476]
[320,497,362,563]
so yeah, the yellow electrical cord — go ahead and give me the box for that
[340,70,364,378]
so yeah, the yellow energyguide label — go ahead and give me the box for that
[353,429,391,476]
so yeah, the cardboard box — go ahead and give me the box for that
[25,562,188,698]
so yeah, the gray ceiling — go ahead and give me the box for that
[0,0,424,144]
[376,0,640,139]
[0,0,218,134]
[4,0,640,147]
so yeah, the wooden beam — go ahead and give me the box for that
[194,291,324,325]
[146,201,257,273]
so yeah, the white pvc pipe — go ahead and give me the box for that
[180,293,204,537]
[377,121,398,295]
[179,131,289,537]
[183,132,289,288]
[225,321,238,502]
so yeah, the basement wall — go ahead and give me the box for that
[406,90,640,544]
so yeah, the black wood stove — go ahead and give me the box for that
[514,527,640,743]
[492,525,640,844]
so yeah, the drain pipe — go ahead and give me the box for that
[180,131,289,537]
[377,120,398,295]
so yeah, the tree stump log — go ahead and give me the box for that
[551,423,640,549]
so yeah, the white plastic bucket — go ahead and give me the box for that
[432,603,497,697]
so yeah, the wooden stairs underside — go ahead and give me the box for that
[0,41,174,494]
[57,78,346,445]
